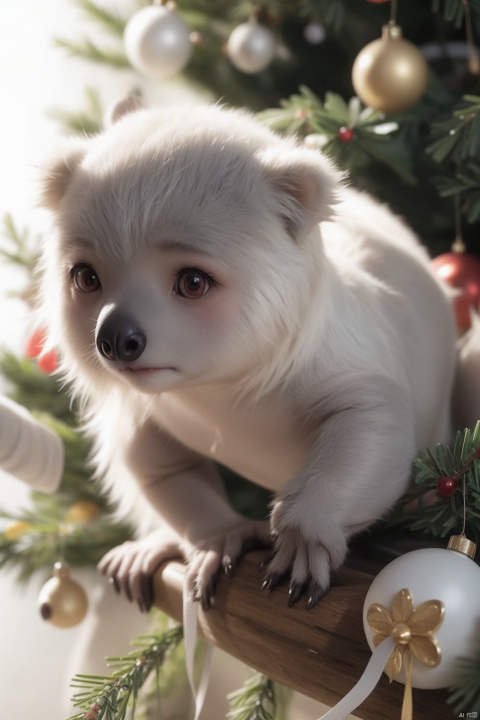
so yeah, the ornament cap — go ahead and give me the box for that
[448,535,477,559]
[382,22,403,41]
[53,560,71,578]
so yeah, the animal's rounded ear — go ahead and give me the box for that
[258,146,342,241]
[103,94,146,128]
[39,143,87,211]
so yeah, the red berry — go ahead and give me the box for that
[37,348,59,374]
[338,126,354,143]
[90,705,101,713]
[25,328,47,359]
[437,476,457,497]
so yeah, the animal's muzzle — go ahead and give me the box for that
[96,312,146,363]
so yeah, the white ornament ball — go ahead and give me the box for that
[363,546,480,689]
[303,22,326,45]
[227,21,275,74]
[124,5,192,79]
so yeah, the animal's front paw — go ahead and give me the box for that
[97,525,184,613]
[264,498,348,609]
[185,520,270,612]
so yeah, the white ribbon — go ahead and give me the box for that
[316,638,395,720]
[183,578,215,720]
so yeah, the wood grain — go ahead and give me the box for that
[153,551,453,719]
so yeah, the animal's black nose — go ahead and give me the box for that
[96,312,146,362]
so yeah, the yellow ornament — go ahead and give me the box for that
[3,520,33,540]
[65,500,100,524]
[367,588,444,720]
[352,22,428,113]
[38,561,88,628]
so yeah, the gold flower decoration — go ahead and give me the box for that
[367,587,445,683]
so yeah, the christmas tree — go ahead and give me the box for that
[1,0,480,717]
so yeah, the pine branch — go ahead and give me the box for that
[434,162,480,224]
[0,351,134,578]
[0,506,133,582]
[227,673,278,720]
[0,352,72,421]
[74,0,127,37]
[257,87,416,184]
[427,95,480,164]
[0,214,37,274]
[49,87,105,137]
[432,0,480,28]
[54,37,129,68]
[67,624,183,720]
[399,423,480,541]
[448,644,480,713]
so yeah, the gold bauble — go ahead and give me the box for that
[3,521,33,540]
[38,562,88,628]
[65,500,100,524]
[352,23,428,114]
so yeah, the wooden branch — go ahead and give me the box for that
[153,551,452,720]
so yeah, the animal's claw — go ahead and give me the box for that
[223,555,235,578]
[200,576,217,612]
[262,572,284,593]
[139,573,154,613]
[287,582,304,607]
[306,583,327,610]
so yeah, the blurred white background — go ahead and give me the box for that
[0,1,202,715]
[0,3,353,717]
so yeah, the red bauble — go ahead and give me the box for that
[26,327,58,374]
[437,476,457,497]
[37,348,59,374]
[338,126,355,143]
[431,251,480,331]
[25,328,47,359]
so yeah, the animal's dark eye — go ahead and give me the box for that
[70,263,101,293]
[174,269,212,299]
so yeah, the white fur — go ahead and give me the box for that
[37,102,469,608]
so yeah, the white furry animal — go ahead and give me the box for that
[38,99,459,612]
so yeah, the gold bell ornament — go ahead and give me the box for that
[352,21,428,114]
[38,561,88,629]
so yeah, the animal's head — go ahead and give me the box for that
[38,99,340,400]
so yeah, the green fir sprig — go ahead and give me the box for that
[49,87,105,137]
[427,95,480,165]
[257,86,416,183]
[227,672,278,720]
[73,0,127,37]
[0,510,132,582]
[54,37,129,68]
[0,214,39,304]
[433,162,480,224]
[449,644,480,713]
[432,0,480,28]
[68,624,183,720]
[427,94,480,224]
[0,349,134,578]
[401,422,480,541]
[52,0,129,65]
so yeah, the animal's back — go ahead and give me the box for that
[324,187,456,447]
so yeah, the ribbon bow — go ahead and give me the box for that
[317,588,445,720]
[367,588,445,720]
